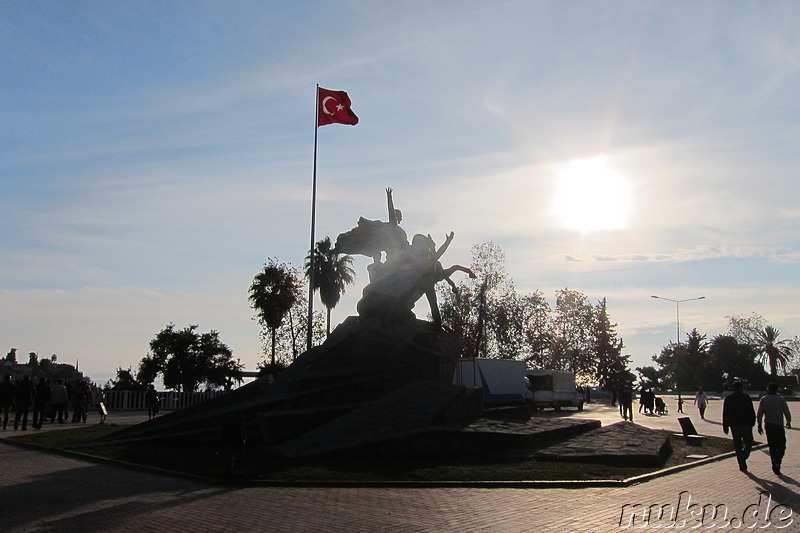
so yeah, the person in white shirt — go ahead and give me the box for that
[694,387,708,420]
[757,382,792,476]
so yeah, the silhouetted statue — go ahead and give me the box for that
[334,188,474,326]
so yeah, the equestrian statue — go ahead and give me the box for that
[333,188,475,327]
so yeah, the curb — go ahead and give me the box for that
[1,435,756,489]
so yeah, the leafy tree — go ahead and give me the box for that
[651,329,709,389]
[5,348,17,364]
[249,259,301,366]
[704,335,768,391]
[305,236,355,336]
[107,367,146,391]
[139,324,243,392]
[549,288,595,374]
[438,242,525,359]
[518,291,552,367]
[257,360,289,379]
[636,365,666,390]
[28,352,38,366]
[726,313,767,346]
[257,295,325,366]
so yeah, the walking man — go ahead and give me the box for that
[757,382,792,476]
[0,374,14,430]
[722,381,755,472]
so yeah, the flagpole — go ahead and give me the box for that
[307,85,319,352]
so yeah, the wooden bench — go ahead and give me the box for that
[674,417,706,445]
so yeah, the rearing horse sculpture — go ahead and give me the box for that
[333,188,474,327]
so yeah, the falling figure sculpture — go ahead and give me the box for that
[333,188,475,326]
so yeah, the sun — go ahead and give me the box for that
[553,157,631,232]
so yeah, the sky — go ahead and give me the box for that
[2,1,800,387]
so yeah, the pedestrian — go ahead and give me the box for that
[145,384,160,420]
[757,382,792,476]
[13,375,35,430]
[638,387,646,413]
[32,377,51,430]
[620,386,634,422]
[50,378,69,423]
[71,380,88,423]
[92,387,107,424]
[722,381,756,472]
[694,387,708,420]
[646,389,656,415]
[0,374,15,430]
[677,393,684,413]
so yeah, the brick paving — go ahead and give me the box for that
[1,401,798,532]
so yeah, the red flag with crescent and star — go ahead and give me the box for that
[317,87,359,126]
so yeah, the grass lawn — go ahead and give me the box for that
[5,423,735,483]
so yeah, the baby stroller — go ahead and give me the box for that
[655,396,668,415]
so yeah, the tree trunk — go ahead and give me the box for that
[326,307,331,336]
[270,327,276,366]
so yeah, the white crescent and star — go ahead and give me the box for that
[321,96,345,115]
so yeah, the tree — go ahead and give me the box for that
[305,236,355,336]
[438,242,524,359]
[107,367,146,391]
[636,365,666,390]
[549,288,595,374]
[650,329,709,390]
[704,335,768,391]
[754,325,793,377]
[258,295,325,365]
[28,352,38,367]
[518,291,552,367]
[249,259,301,366]
[726,313,767,346]
[592,298,633,391]
[139,324,243,392]
[5,348,17,364]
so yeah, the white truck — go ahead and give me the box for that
[452,358,584,410]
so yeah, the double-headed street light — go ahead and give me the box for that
[651,295,706,345]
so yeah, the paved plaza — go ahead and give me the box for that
[1,397,798,532]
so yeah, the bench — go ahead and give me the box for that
[674,417,706,445]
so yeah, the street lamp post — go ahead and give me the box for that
[651,295,706,345]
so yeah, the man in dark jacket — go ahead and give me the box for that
[0,374,15,430]
[13,375,35,431]
[32,378,51,429]
[722,381,756,472]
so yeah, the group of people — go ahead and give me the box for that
[616,387,670,421]
[0,374,104,431]
[638,388,667,415]
[723,381,792,475]
[615,382,792,476]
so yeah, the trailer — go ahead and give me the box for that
[452,358,585,410]
[452,358,529,406]
[524,369,584,411]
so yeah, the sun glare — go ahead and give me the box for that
[553,157,631,232]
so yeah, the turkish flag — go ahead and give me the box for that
[317,87,359,126]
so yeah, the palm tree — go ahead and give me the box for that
[754,325,792,377]
[249,259,300,366]
[305,236,355,336]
